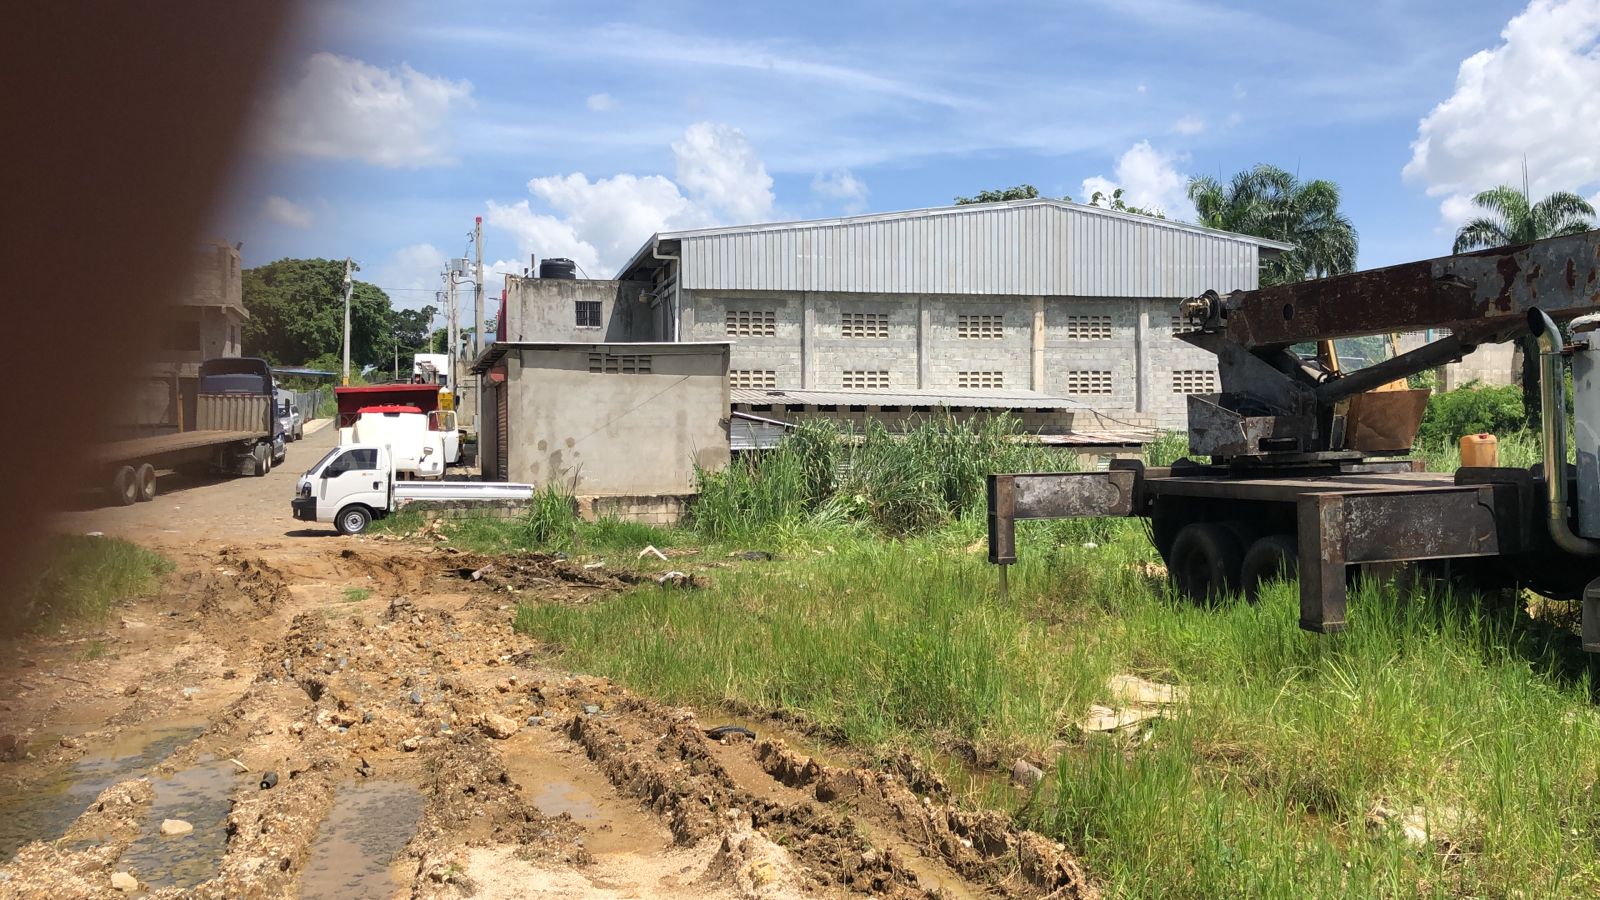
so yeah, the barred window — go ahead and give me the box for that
[1171,369,1217,393]
[841,369,889,389]
[841,312,889,338]
[956,370,1005,389]
[1063,370,1113,394]
[587,354,652,374]
[956,314,1003,339]
[730,369,777,389]
[1170,315,1200,335]
[575,301,602,329]
[725,309,776,337]
[1064,314,1113,340]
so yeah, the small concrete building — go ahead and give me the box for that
[126,240,249,430]
[501,199,1290,430]
[473,341,731,523]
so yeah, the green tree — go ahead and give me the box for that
[1186,164,1358,285]
[955,184,1041,205]
[242,258,395,368]
[1451,183,1595,427]
[1089,187,1166,219]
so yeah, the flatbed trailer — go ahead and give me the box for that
[988,458,1572,637]
[986,230,1600,649]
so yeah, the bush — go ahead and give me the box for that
[1416,382,1525,446]
[8,536,171,632]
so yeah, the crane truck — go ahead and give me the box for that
[986,229,1600,650]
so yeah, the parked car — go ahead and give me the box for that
[276,393,304,442]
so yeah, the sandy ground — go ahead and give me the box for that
[0,430,1096,899]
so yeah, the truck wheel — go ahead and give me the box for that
[253,444,269,476]
[1240,534,1299,602]
[135,464,157,502]
[1169,523,1243,603]
[112,466,138,506]
[335,505,371,535]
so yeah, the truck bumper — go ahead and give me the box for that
[291,497,317,522]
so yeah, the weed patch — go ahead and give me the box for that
[8,535,171,632]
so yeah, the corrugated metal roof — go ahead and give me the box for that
[730,386,1088,411]
[619,199,1290,297]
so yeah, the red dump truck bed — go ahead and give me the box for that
[334,384,441,428]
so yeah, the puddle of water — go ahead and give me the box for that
[532,780,601,823]
[298,780,424,900]
[692,711,851,771]
[854,818,983,900]
[0,722,204,861]
[115,755,238,890]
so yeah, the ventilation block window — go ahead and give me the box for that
[730,369,777,389]
[575,300,602,329]
[840,312,889,338]
[1171,369,1217,393]
[956,314,1003,339]
[587,354,652,374]
[1064,314,1113,340]
[842,369,889,389]
[956,370,1005,389]
[725,309,776,337]
[1063,370,1113,394]
[1170,315,1201,335]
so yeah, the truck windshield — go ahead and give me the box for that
[308,447,342,474]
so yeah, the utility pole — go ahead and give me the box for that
[446,266,459,390]
[473,216,484,355]
[341,258,353,386]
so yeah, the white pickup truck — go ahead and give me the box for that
[292,444,534,534]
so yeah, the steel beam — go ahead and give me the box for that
[986,471,1136,564]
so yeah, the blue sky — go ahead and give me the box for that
[219,0,1600,313]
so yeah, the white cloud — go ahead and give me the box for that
[672,122,775,223]
[1403,0,1600,226]
[1080,141,1195,220]
[261,195,313,228]
[586,92,615,112]
[810,169,869,211]
[1171,114,1205,135]
[261,52,472,168]
[371,243,447,308]
[488,122,776,276]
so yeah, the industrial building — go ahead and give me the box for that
[501,198,1293,430]
[127,240,249,431]
[473,341,731,523]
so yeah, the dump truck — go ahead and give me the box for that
[94,357,284,505]
[986,230,1600,649]
[334,384,461,465]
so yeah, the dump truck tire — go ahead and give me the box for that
[1169,522,1243,603]
[1240,534,1298,602]
[135,464,157,502]
[112,466,139,506]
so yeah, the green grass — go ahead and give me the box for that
[342,586,372,603]
[8,535,172,632]
[514,520,1600,897]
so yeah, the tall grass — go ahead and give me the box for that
[7,535,172,632]
[693,413,1071,539]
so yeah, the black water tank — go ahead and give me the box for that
[539,257,577,279]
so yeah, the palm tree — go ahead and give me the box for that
[1452,183,1595,427]
[1187,164,1358,286]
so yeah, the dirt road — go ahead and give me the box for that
[0,436,1095,899]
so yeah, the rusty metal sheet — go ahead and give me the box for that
[1011,471,1136,519]
[1225,230,1600,348]
[1339,486,1507,562]
[1187,395,1314,458]
[1342,389,1430,453]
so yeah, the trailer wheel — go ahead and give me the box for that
[135,464,157,502]
[1240,534,1299,602]
[1169,523,1243,603]
[335,505,372,535]
[112,466,139,506]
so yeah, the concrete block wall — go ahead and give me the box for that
[577,494,690,526]
[397,498,528,520]
[503,276,653,344]
[684,289,1213,430]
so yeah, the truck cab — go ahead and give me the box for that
[293,444,391,534]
